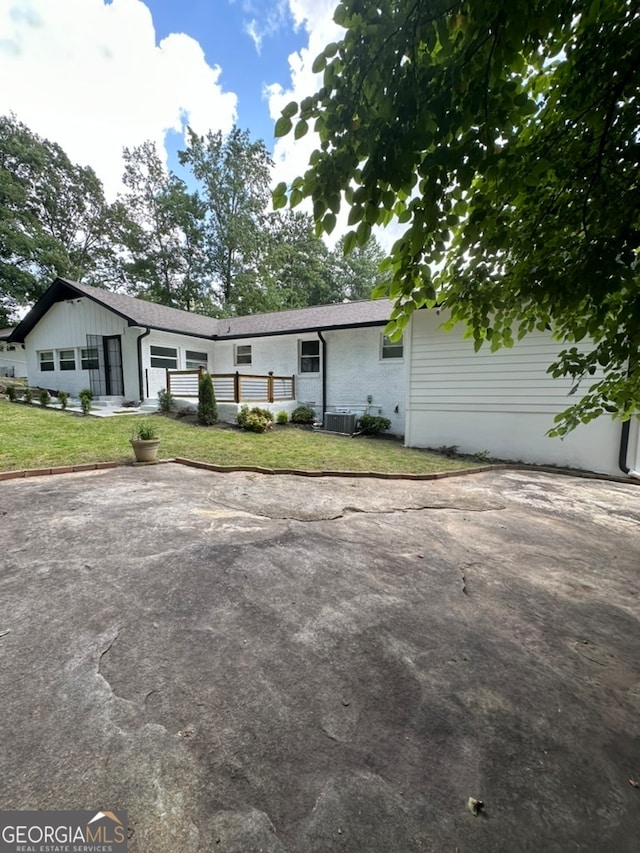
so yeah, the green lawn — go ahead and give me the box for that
[0,400,479,475]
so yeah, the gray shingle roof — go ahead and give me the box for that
[9,278,394,342]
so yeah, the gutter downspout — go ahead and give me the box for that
[618,420,640,479]
[136,327,151,402]
[318,330,326,425]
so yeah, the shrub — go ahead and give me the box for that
[290,405,316,425]
[79,388,92,416]
[132,420,158,440]
[58,391,69,410]
[157,388,175,413]
[39,389,51,407]
[237,405,274,433]
[357,414,391,435]
[197,372,218,425]
[23,387,33,405]
[176,406,194,418]
[276,410,288,425]
[6,385,16,402]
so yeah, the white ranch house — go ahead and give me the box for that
[9,278,406,434]
[8,277,639,478]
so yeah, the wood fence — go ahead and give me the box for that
[166,369,295,403]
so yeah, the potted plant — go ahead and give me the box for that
[130,420,160,463]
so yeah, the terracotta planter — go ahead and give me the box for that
[130,438,160,463]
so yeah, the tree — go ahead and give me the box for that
[258,210,338,310]
[179,126,273,315]
[0,114,119,321]
[197,371,218,425]
[331,234,386,302]
[274,1,640,434]
[117,141,209,312]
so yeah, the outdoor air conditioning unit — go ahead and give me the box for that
[324,412,357,434]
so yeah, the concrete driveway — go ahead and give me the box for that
[1,465,639,852]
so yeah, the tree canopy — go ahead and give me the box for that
[0,115,390,324]
[274,0,640,434]
[0,114,118,323]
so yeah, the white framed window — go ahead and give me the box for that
[150,345,178,369]
[59,349,76,371]
[39,351,54,371]
[81,347,99,370]
[299,339,320,373]
[381,334,403,359]
[185,349,208,370]
[234,344,252,366]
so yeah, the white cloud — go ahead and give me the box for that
[266,1,401,252]
[242,0,291,54]
[265,1,341,236]
[0,0,237,197]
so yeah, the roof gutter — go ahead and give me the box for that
[618,420,640,479]
[137,327,151,402]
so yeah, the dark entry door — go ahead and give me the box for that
[103,336,124,396]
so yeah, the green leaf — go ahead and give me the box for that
[294,119,309,140]
[323,212,337,234]
[282,101,299,119]
[274,115,293,138]
[312,54,326,74]
[343,230,358,254]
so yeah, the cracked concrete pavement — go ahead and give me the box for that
[0,464,639,851]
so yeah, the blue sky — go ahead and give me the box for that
[0,0,342,198]
[146,0,305,147]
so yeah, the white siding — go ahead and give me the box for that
[0,344,27,377]
[325,327,405,434]
[213,334,321,410]
[214,327,406,433]
[25,297,139,397]
[406,309,635,476]
[141,331,214,399]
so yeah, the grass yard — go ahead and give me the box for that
[0,399,480,475]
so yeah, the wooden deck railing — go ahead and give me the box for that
[166,369,295,403]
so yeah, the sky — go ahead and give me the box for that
[0,0,343,200]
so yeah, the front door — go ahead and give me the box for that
[103,336,124,396]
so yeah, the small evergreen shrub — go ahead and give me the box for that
[23,387,33,405]
[276,410,288,424]
[79,388,92,416]
[197,372,218,425]
[290,405,316,425]
[357,414,391,435]
[58,391,69,410]
[157,388,175,413]
[237,405,274,433]
[6,385,16,402]
[39,389,51,407]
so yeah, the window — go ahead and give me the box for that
[381,334,403,359]
[39,351,54,371]
[234,344,252,366]
[150,345,178,369]
[299,339,320,373]
[59,349,76,371]
[81,347,99,370]
[185,350,208,370]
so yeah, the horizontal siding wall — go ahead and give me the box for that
[406,309,630,475]
[25,297,135,396]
